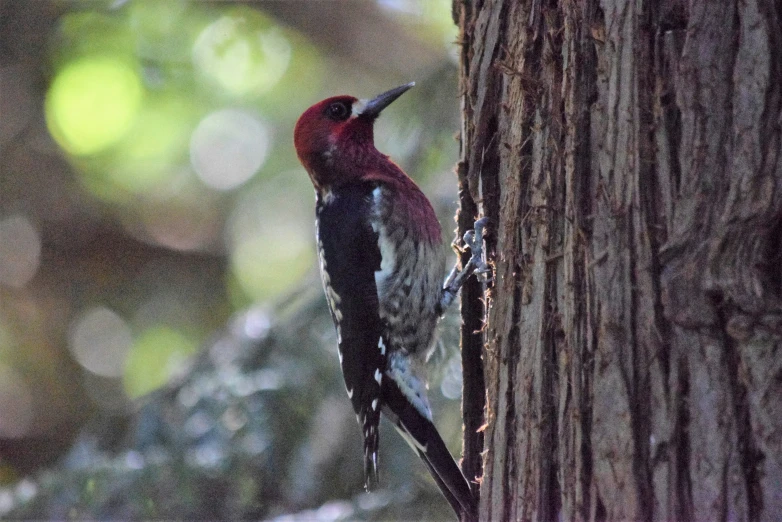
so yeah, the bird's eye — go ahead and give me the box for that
[326,102,351,121]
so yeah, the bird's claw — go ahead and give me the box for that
[463,217,492,282]
[439,217,492,314]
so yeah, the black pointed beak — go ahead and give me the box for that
[360,82,415,119]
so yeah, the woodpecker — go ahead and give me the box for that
[294,83,487,519]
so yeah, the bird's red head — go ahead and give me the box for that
[294,83,414,190]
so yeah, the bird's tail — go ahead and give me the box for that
[413,429,476,520]
[383,380,477,519]
[360,409,381,491]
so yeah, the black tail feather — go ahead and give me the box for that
[383,379,477,519]
[361,411,381,490]
[418,447,476,520]
[408,421,476,519]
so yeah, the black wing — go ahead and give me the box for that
[316,183,385,489]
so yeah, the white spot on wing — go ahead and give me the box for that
[316,229,343,347]
[347,387,353,399]
[372,398,378,410]
[326,286,341,308]
[378,337,386,355]
[374,368,383,385]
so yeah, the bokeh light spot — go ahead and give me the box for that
[0,215,41,288]
[124,326,196,398]
[46,56,142,156]
[231,230,312,302]
[106,98,196,193]
[192,12,291,97]
[141,197,222,252]
[69,307,133,378]
[190,109,269,190]
[0,363,34,438]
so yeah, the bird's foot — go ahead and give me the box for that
[462,217,491,283]
[439,217,492,313]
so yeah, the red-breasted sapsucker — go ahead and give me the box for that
[294,83,487,519]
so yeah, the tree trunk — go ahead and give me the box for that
[454,0,782,520]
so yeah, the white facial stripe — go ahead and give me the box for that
[351,99,368,118]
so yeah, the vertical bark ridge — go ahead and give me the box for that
[561,1,600,519]
[454,2,487,511]
[455,0,782,520]
[454,0,508,519]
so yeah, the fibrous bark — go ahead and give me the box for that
[455,0,782,520]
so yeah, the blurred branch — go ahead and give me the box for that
[255,0,444,78]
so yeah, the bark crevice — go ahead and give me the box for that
[455,0,782,519]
